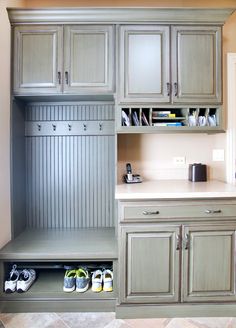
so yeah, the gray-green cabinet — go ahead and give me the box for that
[119,224,180,303]
[13,25,114,95]
[119,25,170,103]
[119,25,221,104]
[64,25,114,94]
[118,200,236,305]
[172,26,221,104]
[183,224,236,302]
[13,25,63,94]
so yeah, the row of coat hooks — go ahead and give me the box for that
[26,120,114,136]
[36,122,104,132]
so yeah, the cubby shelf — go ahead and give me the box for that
[117,105,222,133]
[1,270,116,300]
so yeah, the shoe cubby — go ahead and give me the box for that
[118,105,222,133]
[0,260,117,312]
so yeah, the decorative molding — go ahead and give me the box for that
[7,8,235,25]
[226,53,236,185]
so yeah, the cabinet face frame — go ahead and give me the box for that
[13,25,63,94]
[119,224,181,304]
[63,25,114,94]
[171,25,222,104]
[182,224,236,302]
[119,25,170,103]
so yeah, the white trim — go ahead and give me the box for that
[226,53,236,185]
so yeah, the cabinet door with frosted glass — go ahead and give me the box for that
[13,25,62,94]
[64,25,114,94]
[119,25,170,103]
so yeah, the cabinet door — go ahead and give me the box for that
[119,25,170,103]
[119,225,180,303]
[172,26,221,104]
[13,26,63,94]
[64,25,114,94]
[183,224,236,302]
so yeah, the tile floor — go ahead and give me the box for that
[0,313,236,328]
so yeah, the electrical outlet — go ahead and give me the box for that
[173,156,186,165]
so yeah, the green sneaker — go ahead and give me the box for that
[63,269,76,292]
[76,268,90,293]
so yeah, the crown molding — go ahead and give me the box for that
[7,7,235,25]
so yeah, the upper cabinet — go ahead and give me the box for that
[9,8,233,132]
[13,25,114,95]
[119,25,221,104]
[13,25,63,94]
[172,26,221,104]
[119,25,170,103]
[64,25,114,94]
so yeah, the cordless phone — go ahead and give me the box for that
[124,163,142,184]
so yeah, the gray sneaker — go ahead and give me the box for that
[63,269,76,292]
[76,268,90,293]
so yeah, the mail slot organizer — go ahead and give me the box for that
[118,105,221,131]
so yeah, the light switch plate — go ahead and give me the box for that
[212,149,224,161]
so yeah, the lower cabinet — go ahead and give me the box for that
[183,224,236,302]
[119,225,180,303]
[119,220,236,304]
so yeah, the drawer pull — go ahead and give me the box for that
[205,209,222,214]
[142,210,159,215]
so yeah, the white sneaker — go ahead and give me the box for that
[103,269,113,292]
[17,269,36,293]
[4,264,20,293]
[92,270,103,292]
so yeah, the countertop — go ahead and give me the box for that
[115,180,236,200]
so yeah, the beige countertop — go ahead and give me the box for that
[115,180,236,200]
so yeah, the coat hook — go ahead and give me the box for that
[83,123,87,131]
[52,124,56,131]
[99,122,103,131]
[68,124,72,131]
[37,124,41,131]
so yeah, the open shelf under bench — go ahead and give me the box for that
[0,228,117,260]
[0,228,117,312]
[1,269,117,300]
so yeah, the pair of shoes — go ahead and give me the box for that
[63,267,89,293]
[4,265,36,293]
[92,269,113,292]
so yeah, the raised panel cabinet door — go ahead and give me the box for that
[64,25,114,94]
[13,25,63,94]
[119,225,180,303]
[172,26,221,104]
[183,224,236,302]
[119,25,170,103]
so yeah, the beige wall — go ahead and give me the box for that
[0,0,25,248]
[23,0,236,7]
[0,0,235,247]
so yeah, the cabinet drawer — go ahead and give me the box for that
[121,202,236,221]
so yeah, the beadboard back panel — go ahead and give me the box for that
[25,102,115,229]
